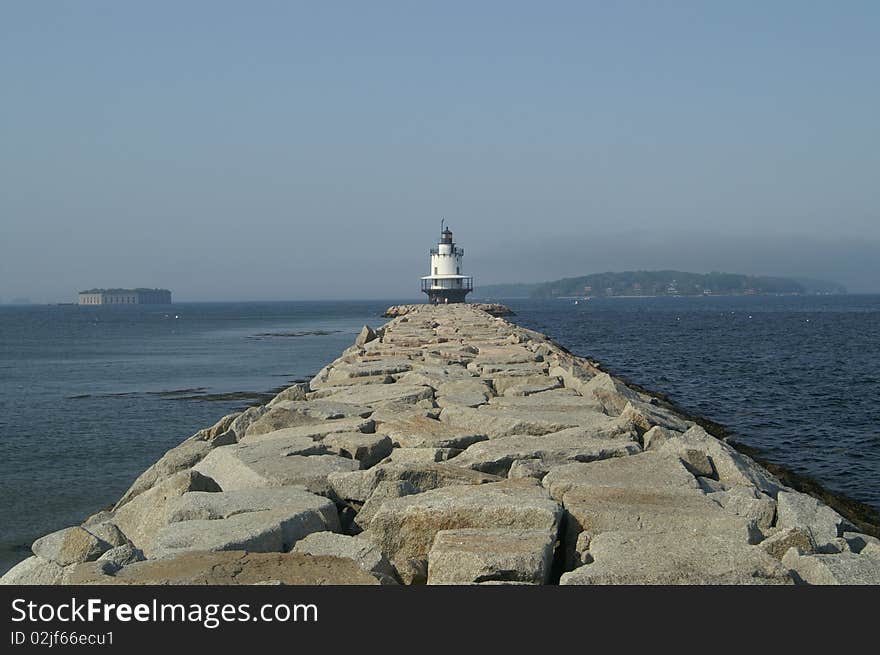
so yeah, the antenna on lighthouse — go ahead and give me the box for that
[440,218,444,235]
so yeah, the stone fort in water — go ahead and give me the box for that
[78,288,172,305]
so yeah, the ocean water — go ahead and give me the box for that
[1,295,878,573]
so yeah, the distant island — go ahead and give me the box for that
[476,271,847,299]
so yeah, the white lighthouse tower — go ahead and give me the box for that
[421,221,473,304]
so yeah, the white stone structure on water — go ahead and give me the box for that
[4,304,879,585]
[420,221,473,304]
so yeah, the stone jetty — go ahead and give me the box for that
[4,304,879,585]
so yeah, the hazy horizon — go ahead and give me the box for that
[2,2,878,303]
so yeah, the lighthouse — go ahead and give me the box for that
[420,221,473,304]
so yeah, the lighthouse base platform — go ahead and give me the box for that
[423,288,471,304]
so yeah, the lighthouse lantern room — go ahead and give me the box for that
[420,221,473,304]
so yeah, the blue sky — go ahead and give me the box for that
[2,1,878,300]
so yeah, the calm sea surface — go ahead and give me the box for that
[1,295,878,572]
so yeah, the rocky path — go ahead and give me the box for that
[4,304,879,585]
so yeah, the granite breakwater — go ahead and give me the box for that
[3,304,879,585]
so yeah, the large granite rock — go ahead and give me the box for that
[452,427,640,475]
[244,409,375,439]
[115,431,235,508]
[560,531,793,585]
[364,478,561,581]
[782,548,880,585]
[472,345,541,366]
[618,400,693,433]
[542,453,759,567]
[434,378,494,408]
[575,373,641,415]
[155,503,335,557]
[194,434,359,494]
[493,374,562,397]
[427,528,556,585]
[72,551,381,585]
[658,426,785,495]
[32,526,110,566]
[542,451,701,501]
[328,461,501,504]
[113,470,221,557]
[165,487,339,528]
[759,527,815,560]
[96,544,145,572]
[842,531,880,554]
[708,485,777,530]
[379,447,460,466]
[323,432,393,468]
[292,532,398,584]
[267,382,309,406]
[440,403,627,439]
[561,484,759,543]
[776,491,845,548]
[310,383,434,407]
[355,325,378,346]
[313,359,415,388]
[379,415,487,449]
[0,556,64,585]
[265,400,373,421]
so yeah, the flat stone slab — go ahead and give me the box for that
[759,527,815,560]
[782,548,880,585]
[440,404,623,439]
[428,528,556,585]
[292,532,398,584]
[542,451,701,501]
[561,485,759,546]
[112,470,221,557]
[314,359,414,387]
[560,531,793,585]
[707,485,776,530]
[194,440,360,494]
[364,479,561,576]
[776,490,845,548]
[328,461,501,503]
[380,415,488,449]
[471,345,541,366]
[493,374,562,396]
[452,428,640,475]
[379,447,460,466]
[368,402,439,426]
[239,417,375,444]
[32,526,109,566]
[269,400,374,420]
[540,452,752,568]
[155,497,338,557]
[658,426,784,495]
[166,487,339,527]
[323,432,394,468]
[244,407,324,437]
[0,556,64,585]
[72,551,381,585]
[310,383,434,407]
